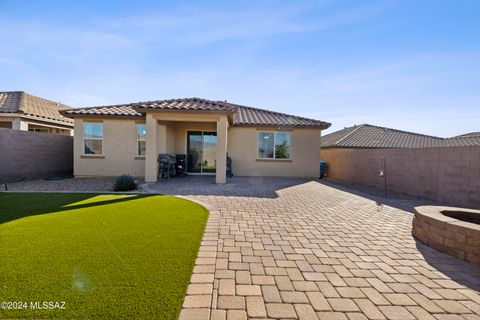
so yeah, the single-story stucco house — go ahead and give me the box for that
[60,98,331,183]
[0,91,74,135]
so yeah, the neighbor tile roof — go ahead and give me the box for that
[0,91,74,125]
[62,98,331,128]
[444,135,480,147]
[322,124,480,148]
[320,125,361,148]
[452,132,480,138]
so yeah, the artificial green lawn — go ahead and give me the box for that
[0,193,208,319]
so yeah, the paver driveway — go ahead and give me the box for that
[146,177,480,320]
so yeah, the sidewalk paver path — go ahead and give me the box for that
[170,179,480,320]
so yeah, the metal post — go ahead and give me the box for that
[381,157,387,197]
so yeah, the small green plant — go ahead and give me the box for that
[113,174,137,192]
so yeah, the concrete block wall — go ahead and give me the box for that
[0,128,73,182]
[321,146,480,209]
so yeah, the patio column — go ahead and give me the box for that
[216,116,228,184]
[145,113,158,182]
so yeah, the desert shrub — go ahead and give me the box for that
[113,175,137,192]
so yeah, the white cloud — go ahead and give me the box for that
[1,0,478,138]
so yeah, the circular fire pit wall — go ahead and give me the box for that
[412,206,480,265]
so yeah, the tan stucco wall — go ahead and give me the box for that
[74,118,145,177]
[73,117,322,179]
[228,127,321,178]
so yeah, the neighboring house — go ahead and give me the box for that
[0,91,74,135]
[320,124,480,208]
[448,132,480,145]
[61,97,331,183]
[321,124,480,149]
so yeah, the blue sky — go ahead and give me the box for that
[1,0,479,137]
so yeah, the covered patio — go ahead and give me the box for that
[143,111,229,184]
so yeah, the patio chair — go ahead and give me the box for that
[226,154,233,178]
[175,154,187,177]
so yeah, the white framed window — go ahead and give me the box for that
[28,128,49,133]
[83,123,103,155]
[136,124,147,156]
[257,131,291,159]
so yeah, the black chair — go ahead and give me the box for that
[226,154,233,178]
[175,154,187,177]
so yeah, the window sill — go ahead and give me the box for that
[134,156,146,160]
[255,158,292,162]
[80,155,105,159]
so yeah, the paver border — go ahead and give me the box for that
[178,196,219,320]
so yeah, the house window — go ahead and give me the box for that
[136,124,147,156]
[83,123,103,155]
[28,128,49,133]
[258,131,291,159]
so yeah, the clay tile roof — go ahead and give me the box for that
[62,97,331,128]
[61,103,143,117]
[60,98,226,118]
[0,91,74,125]
[320,125,360,147]
[322,124,444,148]
[452,132,480,138]
[136,97,232,112]
[444,134,480,147]
[230,104,330,127]
[322,124,480,148]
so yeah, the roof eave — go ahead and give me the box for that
[233,123,331,129]
[133,107,232,115]
[60,113,144,120]
[18,115,74,128]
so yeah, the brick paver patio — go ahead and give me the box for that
[145,177,480,320]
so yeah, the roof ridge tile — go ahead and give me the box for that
[334,124,365,146]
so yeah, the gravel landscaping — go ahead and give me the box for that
[2,177,144,192]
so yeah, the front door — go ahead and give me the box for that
[187,131,217,174]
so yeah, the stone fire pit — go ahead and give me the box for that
[412,206,480,265]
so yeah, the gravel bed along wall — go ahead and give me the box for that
[2,177,144,192]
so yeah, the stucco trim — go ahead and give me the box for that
[255,127,293,131]
[80,155,105,159]
[255,158,293,163]
[82,119,104,123]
